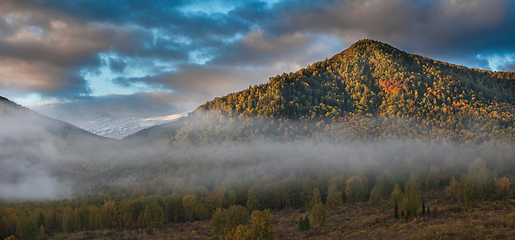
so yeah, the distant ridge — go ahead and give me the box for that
[0,96,109,142]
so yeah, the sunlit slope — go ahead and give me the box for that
[200,39,515,128]
[128,40,515,143]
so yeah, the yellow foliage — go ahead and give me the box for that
[495,177,511,194]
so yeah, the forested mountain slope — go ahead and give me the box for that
[200,39,515,126]
[131,40,515,143]
[3,41,515,240]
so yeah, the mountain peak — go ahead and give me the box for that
[199,39,515,129]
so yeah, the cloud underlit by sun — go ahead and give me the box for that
[0,0,513,118]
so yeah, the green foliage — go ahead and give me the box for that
[369,185,382,208]
[326,184,342,207]
[298,216,311,231]
[211,205,249,236]
[143,201,164,228]
[445,159,497,204]
[21,217,37,240]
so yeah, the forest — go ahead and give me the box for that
[1,40,515,239]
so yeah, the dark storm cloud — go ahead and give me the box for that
[255,0,515,68]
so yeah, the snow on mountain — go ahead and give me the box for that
[54,112,187,139]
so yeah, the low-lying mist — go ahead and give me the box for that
[1,106,514,201]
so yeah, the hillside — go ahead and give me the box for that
[3,41,515,240]
[0,96,115,200]
[200,39,515,126]
[130,40,515,144]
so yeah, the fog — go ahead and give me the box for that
[0,158,72,200]
[0,98,102,200]
[2,101,514,200]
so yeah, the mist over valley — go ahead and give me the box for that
[1,39,515,239]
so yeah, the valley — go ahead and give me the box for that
[1,40,515,239]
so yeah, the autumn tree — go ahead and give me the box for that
[309,188,323,208]
[345,175,365,204]
[402,179,420,219]
[425,165,442,191]
[375,170,394,196]
[38,224,45,239]
[468,158,495,201]
[310,203,326,227]
[300,178,317,208]
[369,185,381,208]
[445,177,461,200]
[99,200,114,229]
[495,177,511,198]
[144,201,164,228]
[249,209,275,239]
[183,195,198,222]
[390,183,402,208]
[211,205,249,236]
[247,186,259,211]
[326,184,342,207]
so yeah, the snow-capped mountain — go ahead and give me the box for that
[52,111,187,139]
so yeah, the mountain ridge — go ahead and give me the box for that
[197,39,515,127]
[125,39,515,144]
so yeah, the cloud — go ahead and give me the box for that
[1,0,514,120]
[0,158,73,200]
[259,0,515,67]
[31,91,207,118]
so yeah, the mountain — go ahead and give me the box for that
[131,40,515,143]
[0,96,114,199]
[200,40,515,124]
[50,111,187,139]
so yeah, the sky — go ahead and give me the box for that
[0,0,514,119]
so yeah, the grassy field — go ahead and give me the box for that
[46,191,515,239]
